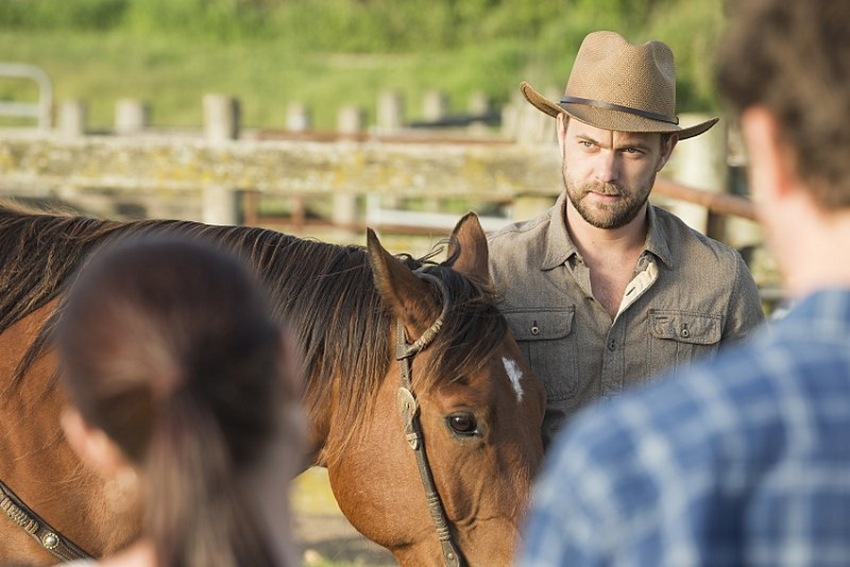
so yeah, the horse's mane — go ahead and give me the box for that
[0,201,506,463]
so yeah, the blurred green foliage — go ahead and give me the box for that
[0,0,711,51]
[0,0,726,129]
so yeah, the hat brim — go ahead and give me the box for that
[519,81,718,140]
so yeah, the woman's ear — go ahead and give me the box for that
[61,407,129,477]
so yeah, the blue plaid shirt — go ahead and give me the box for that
[517,290,850,567]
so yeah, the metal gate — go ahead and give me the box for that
[0,63,53,130]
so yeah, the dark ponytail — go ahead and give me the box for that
[57,237,302,567]
[147,386,277,567]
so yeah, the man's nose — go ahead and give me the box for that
[593,151,618,183]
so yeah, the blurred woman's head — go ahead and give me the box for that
[57,237,303,567]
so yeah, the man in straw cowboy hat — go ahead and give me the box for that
[488,30,764,448]
[517,2,850,564]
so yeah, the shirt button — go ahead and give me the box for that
[608,339,616,351]
[681,324,690,338]
[531,321,540,335]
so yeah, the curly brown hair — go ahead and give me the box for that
[717,0,850,209]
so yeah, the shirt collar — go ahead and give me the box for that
[542,193,578,270]
[644,204,674,269]
[540,194,675,270]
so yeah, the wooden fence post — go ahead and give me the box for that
[467,91,492,134]
[665,113,727,237]
[721,119,764,250]
[468,91,491,115]
[377,90,404,133]
[57,99,87,138]
[337,105,365,136]
[202,185,239,226]
[507,86,558,145]
[375,91,405,209]
[115,99,150,135]
[423,90,449,122]
[420,90,450,212]
[332,106,365,228]
[506,87,560,219]
[203,94,240,142]
[286,102,312,132]
[202,94,240,225]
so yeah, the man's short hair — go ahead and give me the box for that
[717,0,850,209]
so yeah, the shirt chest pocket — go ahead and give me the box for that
[648,309,722,374]
[505,308,579,400]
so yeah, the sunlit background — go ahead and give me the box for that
[0,0,725,130]
[0,3,779,565]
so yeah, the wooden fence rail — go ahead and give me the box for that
[0,132,755,221]
[0,91,760,251]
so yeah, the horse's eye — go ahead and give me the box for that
[447,413,479,437]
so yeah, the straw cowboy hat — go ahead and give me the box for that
[521,30,717,139]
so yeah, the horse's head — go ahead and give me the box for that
[329,213,546,566]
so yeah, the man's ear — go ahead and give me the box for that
[740,106,797,205]
[556,113,569,156]
[61,407,128,477]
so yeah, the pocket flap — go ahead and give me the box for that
[504,308,575,341]
[650,310,722,345]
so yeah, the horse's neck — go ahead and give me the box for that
[0,303,137,558]
[0,303,65,466]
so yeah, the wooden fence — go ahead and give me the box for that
[0,90,760,250]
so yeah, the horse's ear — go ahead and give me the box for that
[367,228,439,337]
[448,212,491,284]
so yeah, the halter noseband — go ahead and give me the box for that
[395,272,466,567]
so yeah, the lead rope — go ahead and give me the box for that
[395,273,465,567]
[0,479,93,562]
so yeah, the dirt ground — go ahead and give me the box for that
[295,512,397,566]
[292,467,396,566]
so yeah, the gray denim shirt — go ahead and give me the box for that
[488,193,766,447]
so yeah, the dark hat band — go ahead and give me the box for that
[559,95,679,125]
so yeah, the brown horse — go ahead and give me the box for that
[0,202,545,566]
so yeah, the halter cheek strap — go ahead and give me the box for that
[0,479,93,561]
[395,273,465,567]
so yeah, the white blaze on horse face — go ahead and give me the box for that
[501,357,524,403]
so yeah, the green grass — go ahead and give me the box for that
[0,29,538,132]
[292,468,396,567]
[292,467,344,516]
[0,0,728,133]
[0,0,726,134]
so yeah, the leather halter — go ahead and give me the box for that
[395,272,466,567]
[2,271,467,566]
[0,478,93,561]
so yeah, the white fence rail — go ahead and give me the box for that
[0,63,53,130]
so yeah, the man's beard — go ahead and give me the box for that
[564,175,654,229]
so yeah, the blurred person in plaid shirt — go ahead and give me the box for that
[516,1,850,565]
